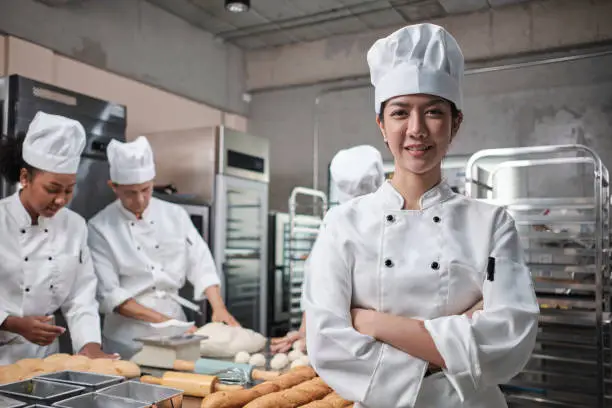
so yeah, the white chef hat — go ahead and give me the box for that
[107,136,156,185]
[367,23,464,114]
[22,112,86,174]
[331,145,384,204]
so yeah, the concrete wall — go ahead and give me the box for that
[245,0,612,91]
[250,50,612,211]
[0,0,247,115]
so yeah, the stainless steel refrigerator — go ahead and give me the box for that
[147,126,270,335]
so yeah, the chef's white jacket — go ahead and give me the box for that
[303,181,539,408]
[0,192,101,364]
[88,198,220,356]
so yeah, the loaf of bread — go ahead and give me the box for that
[113,360,141,378]
[321,392,353,408]
[61,355,91,371]
[43,353,71,364]
[243,377,332,408]
[87,358,120,376]
[201,366,318,408]
[0,364,26,384]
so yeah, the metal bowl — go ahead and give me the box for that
[97,380,183,408]
[51,392,149,408]
[0,379,84,405]
[36,371,123,391]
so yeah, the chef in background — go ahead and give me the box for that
[88,136,240,358]
[271,144,386,354]
[0,112,116,363]
[303,23,539,407]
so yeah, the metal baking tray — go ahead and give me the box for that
[0,394,28,408]
[23,405,54,408]
[51,392,149,408]
[97,381,183,408]
[0,379,84,405]
[36,371,123,392]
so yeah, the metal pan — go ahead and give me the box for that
[51,392,149,408]
[0,394,28,408]
[36,371,123,391]
[0,379,84,405]
[97,380,183,408]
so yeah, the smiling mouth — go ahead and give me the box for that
[405,146,433,151]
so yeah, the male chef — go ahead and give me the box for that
[88,136,239,357]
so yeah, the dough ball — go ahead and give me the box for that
[61,355,90,371]
[43,353,71,364]
[113,360,140,378]
[0,365,26,384]
[288,349,304,362]
[248,353,266,367]
[292,339,305,352]
[197,323,267,358]
[15,358,43,371]
[298,355,310,366]
[270,353,289,370]
[290,359,307,369]
[234,351,251,364]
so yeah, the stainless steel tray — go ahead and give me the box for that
[0,379,84,405]
[36,371,123,391]
[0,394,27,408]
[97,381,183,408]
[23,405,54,408]
[51,392,149,408]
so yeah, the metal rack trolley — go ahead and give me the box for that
[465,144,610,408]
[287,187,328,331]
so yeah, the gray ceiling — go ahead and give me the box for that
[146,0,534,50]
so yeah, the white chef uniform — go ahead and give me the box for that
[0,112,102,364]
[302,24,539,408]
[88,136,221,357]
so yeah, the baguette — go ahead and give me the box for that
[321,392,353,408]
[201,365,318,408]
[244,377,332,408]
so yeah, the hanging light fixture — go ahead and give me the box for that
[225,0,250,13]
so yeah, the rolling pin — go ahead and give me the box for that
[140,372,243,397]
[173,359,280,381]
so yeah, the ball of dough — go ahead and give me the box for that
[292,339,305,352]
[234,351,250,364]
[288,349,304,362]
[248,353,266,367]
[299,355,310,366]
[290,359,307,369]
[113,360,140,378]
[270,353,289,370]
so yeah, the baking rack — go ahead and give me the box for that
[465,144,610,408]
[287,187,328,331]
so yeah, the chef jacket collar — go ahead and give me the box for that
[378,179,454,210]
[8,191,51,229]
[115,199,153,223]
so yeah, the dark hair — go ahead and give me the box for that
[0,132,36,184]
[378,99,461,123]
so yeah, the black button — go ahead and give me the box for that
[151,266,155,270]
[152,286,156,290]
[130,222,135,226]
[431,262,440,270]
[386,215,395,223]
[150,221,155,225]
[44,229,49,233]
[155,245,160,249]
[48,257,53,261]
[24,257,28,262]
[384,259,394,267]
[50,285,54,289]
[20,229,25,234]
[433,216,441,223]
[25,288,30,292]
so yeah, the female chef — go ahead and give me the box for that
[0,112,116,364]
[302,23,539,408]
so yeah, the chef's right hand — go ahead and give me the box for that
[3,316,65,346]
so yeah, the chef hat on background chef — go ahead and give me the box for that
[331,145,384,204]
[367,23,464,114]
[22,111,86,174]
[107,136,156,185]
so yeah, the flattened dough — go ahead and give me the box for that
[195,322,266,358]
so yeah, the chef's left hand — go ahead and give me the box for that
[212,308,241,327]
[78,343,120,359]
[351,308,378,337]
